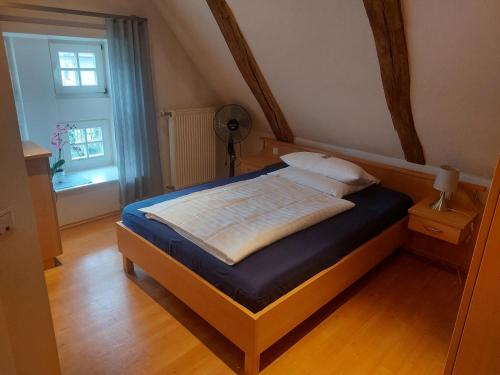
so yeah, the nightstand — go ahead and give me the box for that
[238,153,281,175]
[408,198,478,245]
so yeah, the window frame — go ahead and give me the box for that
[69,127,105,161]
[49,41,108,96]
[63,119,114,172]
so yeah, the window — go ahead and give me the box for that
[49,42,107,95]
[69,126,105,160]
[63,119,114,171]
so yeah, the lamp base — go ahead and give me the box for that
[430,192,450,212]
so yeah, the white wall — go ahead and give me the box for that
[5,36,57,144]
[0,0,227,225]
[56,180,119,226]
[5,35,114,171]
[155,0,500,181]
[404,0,500,178]
[0,26,61,374]
[6,1,498,181]
[1,0,222,186]
[4,34,120,225]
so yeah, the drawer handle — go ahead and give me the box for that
[422,224,443,234]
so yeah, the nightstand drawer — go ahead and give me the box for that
[408,215,462,244]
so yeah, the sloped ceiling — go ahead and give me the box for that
[156,0,500,178]
[151,0,269,133]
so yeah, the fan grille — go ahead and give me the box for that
[214,104,252,144]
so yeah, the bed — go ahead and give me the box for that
[122,162,412,314]
[117,139,422,375]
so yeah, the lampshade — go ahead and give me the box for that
[433,166,459,193]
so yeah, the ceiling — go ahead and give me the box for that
[153,0,500,179]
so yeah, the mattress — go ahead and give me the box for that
[122,163,413,312]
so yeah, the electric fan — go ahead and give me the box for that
[214,104,252,177]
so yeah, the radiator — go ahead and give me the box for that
[168,108,217,189]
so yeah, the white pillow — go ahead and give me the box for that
[280,152,378,185]
[269,167,376,198]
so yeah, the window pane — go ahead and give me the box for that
[70,144,87,160]
[86,127,103,142]
[61,70,79,86]
[78,52,96,69]
[68,128,86,144]
[80,70,97,86]
[87,142,104,158]
[58,52,77,68]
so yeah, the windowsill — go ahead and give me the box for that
[56,92,110,100]
[53,165,118,193]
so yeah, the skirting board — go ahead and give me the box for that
[59,210,120,231]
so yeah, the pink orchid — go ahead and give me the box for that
[50,123,75,166]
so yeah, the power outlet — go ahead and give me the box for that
[272,147,279,155]
[0,208,14,236]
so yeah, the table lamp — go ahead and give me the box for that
[431,166,459,211]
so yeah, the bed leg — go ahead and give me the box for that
[122,255,135,274]
[244,351,260,375]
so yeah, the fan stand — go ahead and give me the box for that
[228,137,236,177]
[214,107,251,177]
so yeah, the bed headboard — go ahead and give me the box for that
[259,137,487,270]
[260,137,486,209]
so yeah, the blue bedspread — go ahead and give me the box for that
[122,163,412,312]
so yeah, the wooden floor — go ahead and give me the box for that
[45,216,463,374]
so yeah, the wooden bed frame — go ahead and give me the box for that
[116,139,486,374]
[117,218,407,374]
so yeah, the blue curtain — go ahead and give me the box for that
[106,17,163,205]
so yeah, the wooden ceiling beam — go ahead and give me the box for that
[206,0,294,143]
[363,0,426,164]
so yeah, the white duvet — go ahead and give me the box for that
[139,175,355,265]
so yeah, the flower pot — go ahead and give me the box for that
[53,170,65,184]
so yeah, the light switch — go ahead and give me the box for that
[0,208,14,236]
[272,147,279,155]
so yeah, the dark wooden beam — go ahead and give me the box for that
[363,0,425,164]
[206,0,294,143]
